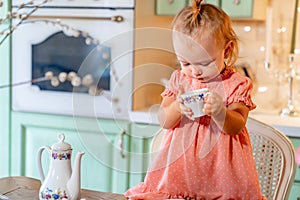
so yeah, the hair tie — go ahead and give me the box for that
[191,0,203,23]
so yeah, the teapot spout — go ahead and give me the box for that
[67,151,85,200]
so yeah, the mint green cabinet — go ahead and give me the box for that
[10,112,161,193]
[221,0,253,18]
[274,124,300,200]
[209,0,266,20]
[204,0,220,6]
[128,123,161,188]
[156,0,266,20]
[289,137,300,181]
[205,0,256,18]
[155,0,187,15]
[0,0,11,177]
[289,182,300,200]
[9,111,164,194]
[10,112,131,194]
[288,137,300,200]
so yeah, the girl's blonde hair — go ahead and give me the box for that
[172,0,239,66]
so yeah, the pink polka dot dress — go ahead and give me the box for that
[124,66,266,200]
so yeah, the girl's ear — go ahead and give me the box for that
[224,41,233,59]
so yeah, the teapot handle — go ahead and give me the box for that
[37,145,51,183]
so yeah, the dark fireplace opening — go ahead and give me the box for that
[32,31,111,93]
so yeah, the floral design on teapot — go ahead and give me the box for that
[40,187,68,200]
[52,152,71,160]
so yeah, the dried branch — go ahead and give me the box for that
[0,0,119,95]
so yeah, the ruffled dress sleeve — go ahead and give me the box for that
[226,74,256,110]
[161,70,181,99]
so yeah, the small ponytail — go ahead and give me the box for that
[191,0,203,24]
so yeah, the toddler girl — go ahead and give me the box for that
[125,0,265,199]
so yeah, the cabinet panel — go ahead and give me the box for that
[203,0,220,6]
[221,0,253,18]
[273,126,300,200]
[0,0,11,177]
[128,123,161,188]
[188,0,220,6]
[156,0,187,15]
[289,137,300,182]
[289,182,300,200]
[222,0,266,20]
[10,112,130,194]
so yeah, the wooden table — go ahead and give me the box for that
[0,176,126,200]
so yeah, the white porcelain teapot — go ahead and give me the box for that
[37,133,85,200]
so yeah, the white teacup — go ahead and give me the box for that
[181,88,209,118]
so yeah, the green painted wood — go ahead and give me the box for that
[158,0,255,18]
[221,0,253,18]
[155,0,187,16]
[128,123,161,188]
[10,111,131,193]
[0,0,11,177]
[289,137,300,182]
[273,127,300,200]
[289,181,300,200]
[204,0,220,6]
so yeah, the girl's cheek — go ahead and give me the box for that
[181,67,192,77]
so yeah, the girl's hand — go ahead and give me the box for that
[203,92,226,117]
[177,88,195,120]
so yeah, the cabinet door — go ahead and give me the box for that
[187,0,220,6]
[203,0,220,6]
[288,137,300,182]
[156,0,187,15]
[0,0,11,177]
[194,0,254,17]
[286,137,300,200]
[221,0,253,18]
[289,182,300,200]
[128,123,162,188]
[10,112,130,194]
[208,0,266,20]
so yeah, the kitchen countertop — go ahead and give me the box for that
[249,109,300,137]
[249,112,300,128]
[129,110,160,125]
[130,108,300,126]
[130,108,300,137]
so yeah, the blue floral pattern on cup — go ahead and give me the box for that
[183,93,205,104]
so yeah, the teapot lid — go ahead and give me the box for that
[52,133,72,151]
